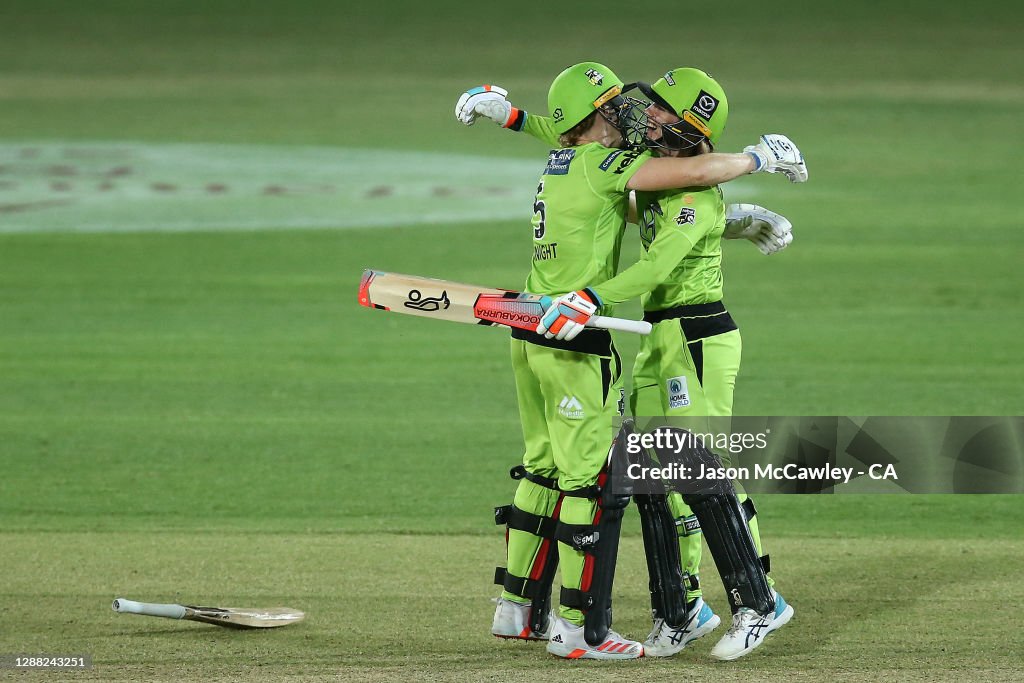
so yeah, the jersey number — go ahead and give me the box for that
[533,180,546,240]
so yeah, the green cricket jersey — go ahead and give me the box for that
[590,185,726,310]
[521,138,649,302]
[515,112,724,310]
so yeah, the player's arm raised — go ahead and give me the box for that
[455,84,560,146]
[455,83,809,185]
[627,134,808,190]
[627,153,754,190]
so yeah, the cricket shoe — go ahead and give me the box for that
[545,616,644,660]
[643,598,722,657]
[491,598,551,641]
[709,591,793,661]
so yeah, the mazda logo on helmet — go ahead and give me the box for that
[691,89,720,119]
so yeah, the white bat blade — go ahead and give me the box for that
[113,598,305,629]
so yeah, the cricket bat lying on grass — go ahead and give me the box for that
[112,598,305,629]
[358,269,651,335]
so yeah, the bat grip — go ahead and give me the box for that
[588,315,652,335]
[112,598,187,619]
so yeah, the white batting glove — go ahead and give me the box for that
[455,85,516,127]
[724,203,793,255]
[536,290,599,341]
[745,134,808,182]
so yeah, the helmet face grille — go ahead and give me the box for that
[658,120,709,152]
[598,95,649,150]
[617,97,650,150]
[622,81,715,153]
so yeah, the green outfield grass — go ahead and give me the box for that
[1,0,1022,680]
[4,528,1023,682]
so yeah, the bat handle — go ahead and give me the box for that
[588,315,652,335]
[112,598,187,619]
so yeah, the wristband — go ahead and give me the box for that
[746,150,764,172]
[504,107,526,130]
[581,287,602,308]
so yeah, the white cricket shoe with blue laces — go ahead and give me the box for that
[710,591,793,661]
[643,597,722,657]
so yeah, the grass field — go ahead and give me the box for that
[2,1,1023,681]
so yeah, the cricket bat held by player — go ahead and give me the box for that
[358,269,651,335]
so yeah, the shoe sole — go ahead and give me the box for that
[546,644,644,660]
[493,632,548,641]
[710,605,794,662]
[645,614,722,657]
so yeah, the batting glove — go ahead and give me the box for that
[455,85,519,127]
[744,134,808,183]
[724,203,794,255]
[537,290,600,341]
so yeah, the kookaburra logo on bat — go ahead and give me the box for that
[404,289,450,312]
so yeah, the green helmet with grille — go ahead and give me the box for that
[639,67,729,149]
[547,62,626,134]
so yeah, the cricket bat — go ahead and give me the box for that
[358,269,651,335]
[112,598,305,629]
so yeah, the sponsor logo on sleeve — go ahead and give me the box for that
[691,90,720,119]
[674,207,696,225]
[667,375,690,408]
[543,149,576,175]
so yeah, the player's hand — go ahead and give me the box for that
[537,290,600,341]
[455,85,517,127]
[744,134,808,182]
[724,203,793,255]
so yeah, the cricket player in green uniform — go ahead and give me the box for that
[456,62,806,660]
[537,68,802,660]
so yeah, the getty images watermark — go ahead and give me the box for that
[624,427,896,487]
[610,417,1024,495]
